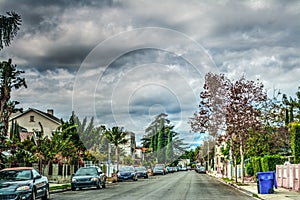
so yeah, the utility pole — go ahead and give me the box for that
[107,143,111,177]
[207,139,210,171]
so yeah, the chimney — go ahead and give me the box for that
[47,109,54,115]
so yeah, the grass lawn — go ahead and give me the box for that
[222,178,249,186]
[49,184,71,191]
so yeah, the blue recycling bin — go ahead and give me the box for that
[256,171,277,194]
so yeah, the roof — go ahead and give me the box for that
[9,108,61,125]
[1,167,34,171]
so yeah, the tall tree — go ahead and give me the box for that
[283,87,300,123]
[225,76,267,183]
[165,126,174,163]
[246,91,291,157]
[0,59,27,142]
[189,73,226,136]
[73,113,106,152]
[142,113,186,164]
[189,73,227,170]
[0,11,22,167]
[190,73,267,183]
[0,11,21,51]
[104,127,128,170]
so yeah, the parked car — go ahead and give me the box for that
[195,165,206,174]
[152,164,166,175]
[0,167,50,200]
[117,166,138,181]
[166,166,173,173]
[134,166,148,179]
[71,166,106,191]
[180,166,187,171]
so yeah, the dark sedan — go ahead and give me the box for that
[117,166,138,181]
[0,167,50,200]
[71,166,106,191]
[134,166,148,179]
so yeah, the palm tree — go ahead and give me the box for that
[104,127,128,170]
[0,11,22,51]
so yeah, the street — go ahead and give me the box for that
[51,171,256,200]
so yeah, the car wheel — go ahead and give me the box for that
[97,181,101,189]
[71,186,76,191]
[42,187,50,200]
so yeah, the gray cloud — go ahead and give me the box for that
[2,0,300,147]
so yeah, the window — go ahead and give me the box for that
[29,115,34,122]
[32,169,40,178]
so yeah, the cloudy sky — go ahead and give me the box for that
[1,0,299,147]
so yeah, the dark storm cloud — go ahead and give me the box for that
[0,0,126,71]
[1,0,299,146]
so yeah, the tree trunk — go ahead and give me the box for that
[240,143,244,183]
[116,146,119,171]
[234,157,237,183]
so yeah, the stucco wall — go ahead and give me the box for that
[9,110,60,138]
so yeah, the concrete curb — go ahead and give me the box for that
[207,174,264,200]
[49,181,116,194]
[50,188,71,194]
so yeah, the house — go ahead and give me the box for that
[120,131,136,158]
[214,136,228,177]
[8,108,61,141]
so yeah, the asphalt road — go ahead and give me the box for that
[51,171,256,200]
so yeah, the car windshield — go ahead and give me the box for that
[135,167,146,171]
[155,166,163,170]
[119,166,134,172]
[75,168,98,176]
[0,170,32,181]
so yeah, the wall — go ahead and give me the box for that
[276,164,300,192]
[10,110,60,138]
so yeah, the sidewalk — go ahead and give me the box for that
[209,173,300,200]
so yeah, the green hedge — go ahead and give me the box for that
[250,155,286,179]
[246,161,254,176]
[252,157,261,177]
[261,156,269,172]
[260,155,283,172]
[290,122,300,164]
[267,155,283,171]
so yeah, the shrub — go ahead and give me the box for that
[246,161,254,176]
[252,157,261,179]
[290,122,300,164]
[267,155,283,171]
[261,156,269,172]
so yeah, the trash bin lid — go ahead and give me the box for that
[256,171,274,180]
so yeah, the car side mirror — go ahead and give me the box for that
[34,175,42,180]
